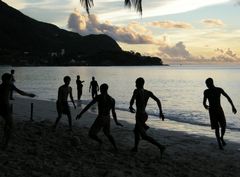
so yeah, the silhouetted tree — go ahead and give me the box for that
[80,0,142,15]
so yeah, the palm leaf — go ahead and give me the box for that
[80,0,143,15]
[80,0,94,14]
[125,0,142,15]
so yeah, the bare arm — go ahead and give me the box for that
[89,82,91,92]
[203,91,209,110]
[76,98,97,119]
[149,92,164,121]
[97,82,99,91]
[129,90,136,113]
[69,87,76,109]
[13,85,35,97]
[111,99,123,126]
[221,90,237,114]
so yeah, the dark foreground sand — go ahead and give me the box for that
[0,98,240,177]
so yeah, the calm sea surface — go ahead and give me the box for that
[1,65,240,130]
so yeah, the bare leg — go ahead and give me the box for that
[77,90,80,100]
[67,113,72,131]
[215,128,223,150]
[220,126,226,146]
[103,128,117,151]
[53,113,62,130]
[131,128,140,152]
[2,115,13,149]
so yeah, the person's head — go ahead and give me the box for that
[11,69,15,74]
[135,77,145,89]
[1,73,12,84]
[64,76,71,85]
[77,75,80,80]
[205,78,214,88]
[100,83,108,94]
[92,77,95,81]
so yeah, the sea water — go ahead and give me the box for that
[1,65,240,131]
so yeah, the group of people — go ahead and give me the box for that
[0,71,238,154]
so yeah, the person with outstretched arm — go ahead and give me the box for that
[76,83,122,151]
[0,73,35,149]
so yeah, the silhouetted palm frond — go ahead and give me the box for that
[80,0,94,14]
[80,0,143,15]
[125,0,144,14]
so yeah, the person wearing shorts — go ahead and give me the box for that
[53,76,76,131]
[203,78,237,150]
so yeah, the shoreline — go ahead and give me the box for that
[1,97,240,176]
[13,96,240,140]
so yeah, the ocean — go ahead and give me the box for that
[1,65,240,130]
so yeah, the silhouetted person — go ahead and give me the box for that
[129,77,165,156]
[0,73,35,149]
[10,69,15,100]
[89,77,99,99]
[76,83,123,150]
[203,78,237,150]
[53,76,76,131]
[76,75,84,101]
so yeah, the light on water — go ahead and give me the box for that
[1,65,240,130]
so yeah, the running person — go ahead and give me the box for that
[203,78,237,150]
[129,77,165,156]
[76,83,123,150]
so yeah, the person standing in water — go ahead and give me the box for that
[89,77,99,99]
[76,75,84,101]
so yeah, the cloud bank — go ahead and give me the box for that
[67,10,166,45]
[157,42,240,63]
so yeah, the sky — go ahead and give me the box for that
[3,0,240,64]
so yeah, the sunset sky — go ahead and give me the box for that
[4,0,240,64]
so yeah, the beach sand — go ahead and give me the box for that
[0,97,240,177]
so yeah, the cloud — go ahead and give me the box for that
[201,19,224,27]
[150,21,192,29]
[158,42,191,59]
[157,42,240,63]
[67,10,166,45]
[212,48,239,62]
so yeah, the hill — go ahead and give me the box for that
[0,1,163,66]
